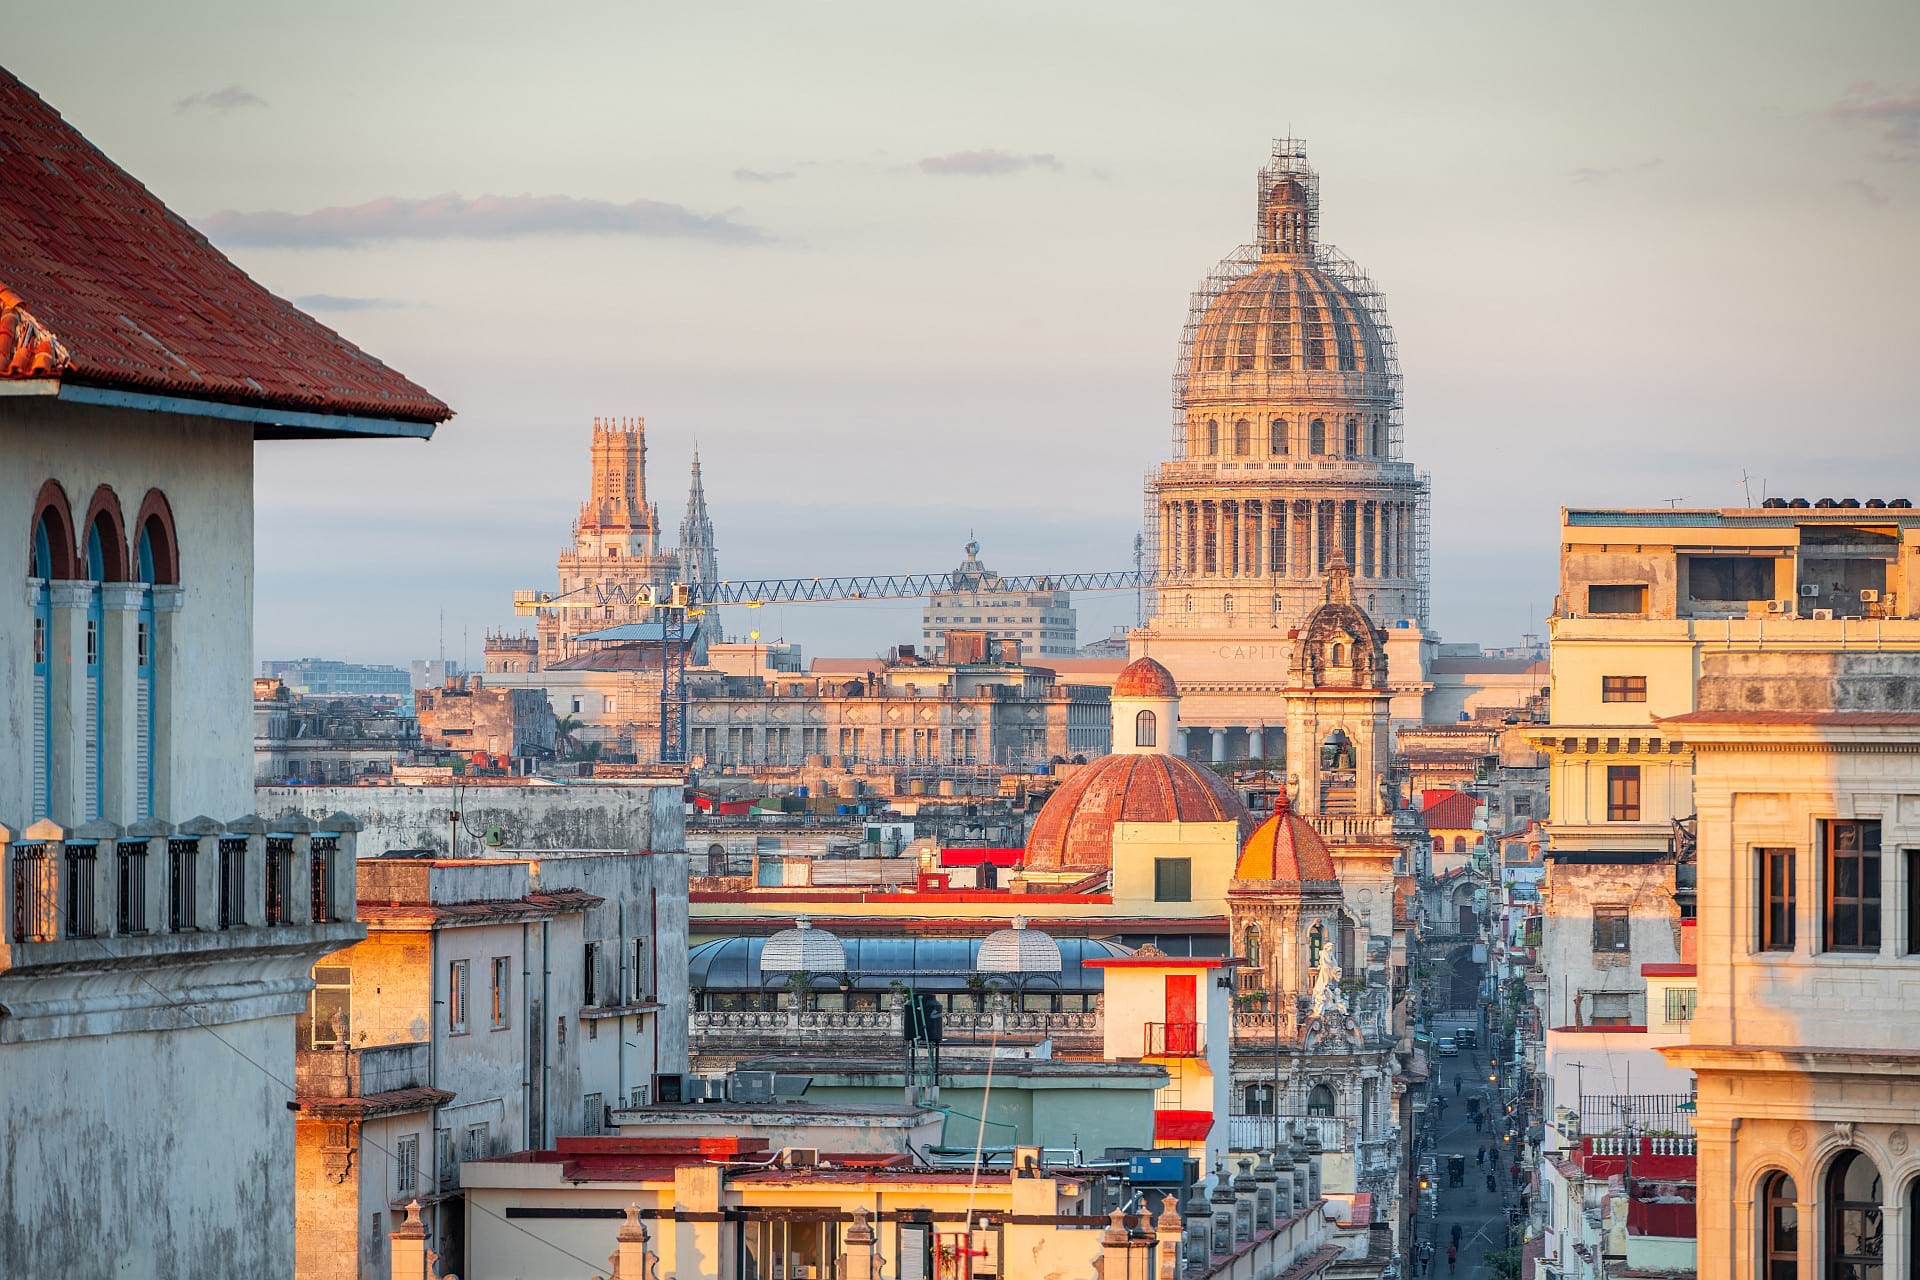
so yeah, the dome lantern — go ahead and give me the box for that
[977,916,1063,976]
[758,916,847,976]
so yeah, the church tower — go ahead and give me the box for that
[677,446,721,648]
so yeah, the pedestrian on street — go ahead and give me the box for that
[1447,1245,1457,1275]
[1473,1113,1483,1133]
[1476,1147,1484,1167]
[1454,1077,1462,1097]
[1451,1225,1462,1248]
[1487,1171,1497,1194]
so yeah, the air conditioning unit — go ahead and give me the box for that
[1799,584,1821,598]
[781,1146,820,1169]
[1861,589,1881,603]
[1765,599,1789,615]
[653,1072,685,1105]
[1812,609,1835,621]
[729,1070,775,1104]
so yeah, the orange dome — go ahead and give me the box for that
[1234,793,1339,886]
[1113,656,1179,700]
[1026,754,1252,872]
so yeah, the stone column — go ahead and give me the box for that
[48,582,92,825]
[1187,503,1199,576]
[1211,729,1227,764]
[149,585,184,819]
[1308,506,1320,577]
[1156,1194,1184,1280]
[1271,1140,1295,1220]
[179,816,223,932]
[1177,728,1190,757]
[97,583,143,824]
[1247,726,1264,761]
[389,1201,426,1280]
[1232,1156,1257,1245]
[1253,1149,1277,1230]
[618,1203,652,1279]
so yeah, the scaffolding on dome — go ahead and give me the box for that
[1139,135,1430,632]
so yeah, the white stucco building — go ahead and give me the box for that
[0,65,450,1278]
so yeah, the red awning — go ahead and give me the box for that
[938,848,1024,868]
[1154,1110,1213,1142]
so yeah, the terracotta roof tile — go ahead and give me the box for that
[1234,793,1340,887]
[1419,790,1479,832]
[1026,753,1253,872]
[0,67,449,426]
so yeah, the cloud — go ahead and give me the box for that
[1828,82,1920,158]
[1845,177,1890,207]
[292,293,402,312]
[917,150,1065,177]
[198,192,767,248]
[1569,158,1663,184]
[175,85,266,114]
[733,167,795,183]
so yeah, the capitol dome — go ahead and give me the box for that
[1026,753,1254,872]
[1234,792,1339,888]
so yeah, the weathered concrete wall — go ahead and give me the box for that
[258,780,685,856]
[1695,649,1920,712]
[2,398,255,825]
[0,1018,294,1280]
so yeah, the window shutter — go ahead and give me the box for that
[135,676,152,820]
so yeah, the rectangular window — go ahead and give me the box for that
[168,838,197,931]
[448,959,470,1034]
[63,844,98,939]
[583,1092,603,1136]
[1154,857,1192,903]
[490,956,511,1030]
[633,937,650,1001]
[583,941,601,1006]
[1588,584,1647,616]
[1601,675,1648,703]
[1591,905,1630,953]
[1759,847,1796,951]
[1606,765,1641,822]
[395,1134,419,1196]
[218,838,246,929]
[1824,819,1881,952]
[1664,987,1698,1023]
[462,1122,488,1162]
[117,840,148,934]
[1909,849,1920,956]
[311,965,352,1048]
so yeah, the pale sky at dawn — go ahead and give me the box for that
[9,1,1918,665]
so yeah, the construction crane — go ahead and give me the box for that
[515,568,1154,764]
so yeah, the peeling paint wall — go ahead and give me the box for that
[258,781,684,858]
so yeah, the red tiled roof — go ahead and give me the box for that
[297,1086,453,1119]
[1113,656,1179,699]
[359,889,603,927]
[0,67,449,428]
[1234,792,1339,887]
[1420,790,1479,832]
[1026,753,1253,872]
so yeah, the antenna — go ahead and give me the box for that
[1740,469,1753,507]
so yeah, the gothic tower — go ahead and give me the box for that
[677,445,721,648]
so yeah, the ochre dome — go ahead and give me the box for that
[1026,754,1253,872]
[1234,793,1339,886]
[1183,262,1391,396]
[1113,655,1179,700]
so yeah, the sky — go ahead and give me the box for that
[11,1,1919,667]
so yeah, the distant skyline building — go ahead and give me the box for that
[260,656,412,699]
[505,416,720,671]
[920,538,1078,658]
[1135,139,1435,756]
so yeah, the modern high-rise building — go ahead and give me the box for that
[921,538,1078,658]
[1134,139,1433,758]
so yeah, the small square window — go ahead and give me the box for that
[1154,858,1192,903]
[1592,905,1630,953]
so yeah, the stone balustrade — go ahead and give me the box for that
[295,1041,432,1100]
[2,811,362,962]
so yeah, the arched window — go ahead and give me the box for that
[134,490,179,585]
[1309,418,1326,454]
[1270,418,1288,455]
[1308,922,1325,968]
[1307,1083,1335,1117]
[82,487,128,582]
[1371,418,1385,456]
[30,480,76,580]
[1824,1153,1882,1280]
[1331,642,1346,666]
[1206,420,1219,455]
[1135,709,1158,748]
[1454,836,1467,854]
[1244,1083,1275,1116]
[1762,1172,1798,1280]
[1244,924,1261,968]
[29,492,72,821]
[1222,594,1233,616]
[1344,416,1359,456]
[1183,594,1194,614]
[1233,419,1250,456]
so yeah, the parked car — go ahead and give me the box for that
[1438,1036,1458,1057]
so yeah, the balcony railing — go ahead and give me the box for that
[1143,1021,1205,1057]
[691,1005,1102,1045]
[295,1041,432,1100]
[1226,1112,1351,1154]
[2,815,362,955]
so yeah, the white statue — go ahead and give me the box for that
[1308,941,1347,1019]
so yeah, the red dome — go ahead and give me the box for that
[1026,754,1253,872]
[1113,656,1179,700]
[1234,793,1339,886]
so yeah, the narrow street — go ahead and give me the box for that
[1414,943,1520,1280]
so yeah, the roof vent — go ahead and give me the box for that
[1789,498,1811,508]
[1816,498,1838,508]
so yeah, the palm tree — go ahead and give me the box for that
[553,714,583,759]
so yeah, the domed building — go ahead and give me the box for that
[1135,139,1434,762]
[1025,656,1255,874]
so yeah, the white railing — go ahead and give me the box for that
[691,1006,1102,1039]
[1227,1113,1351,1154]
